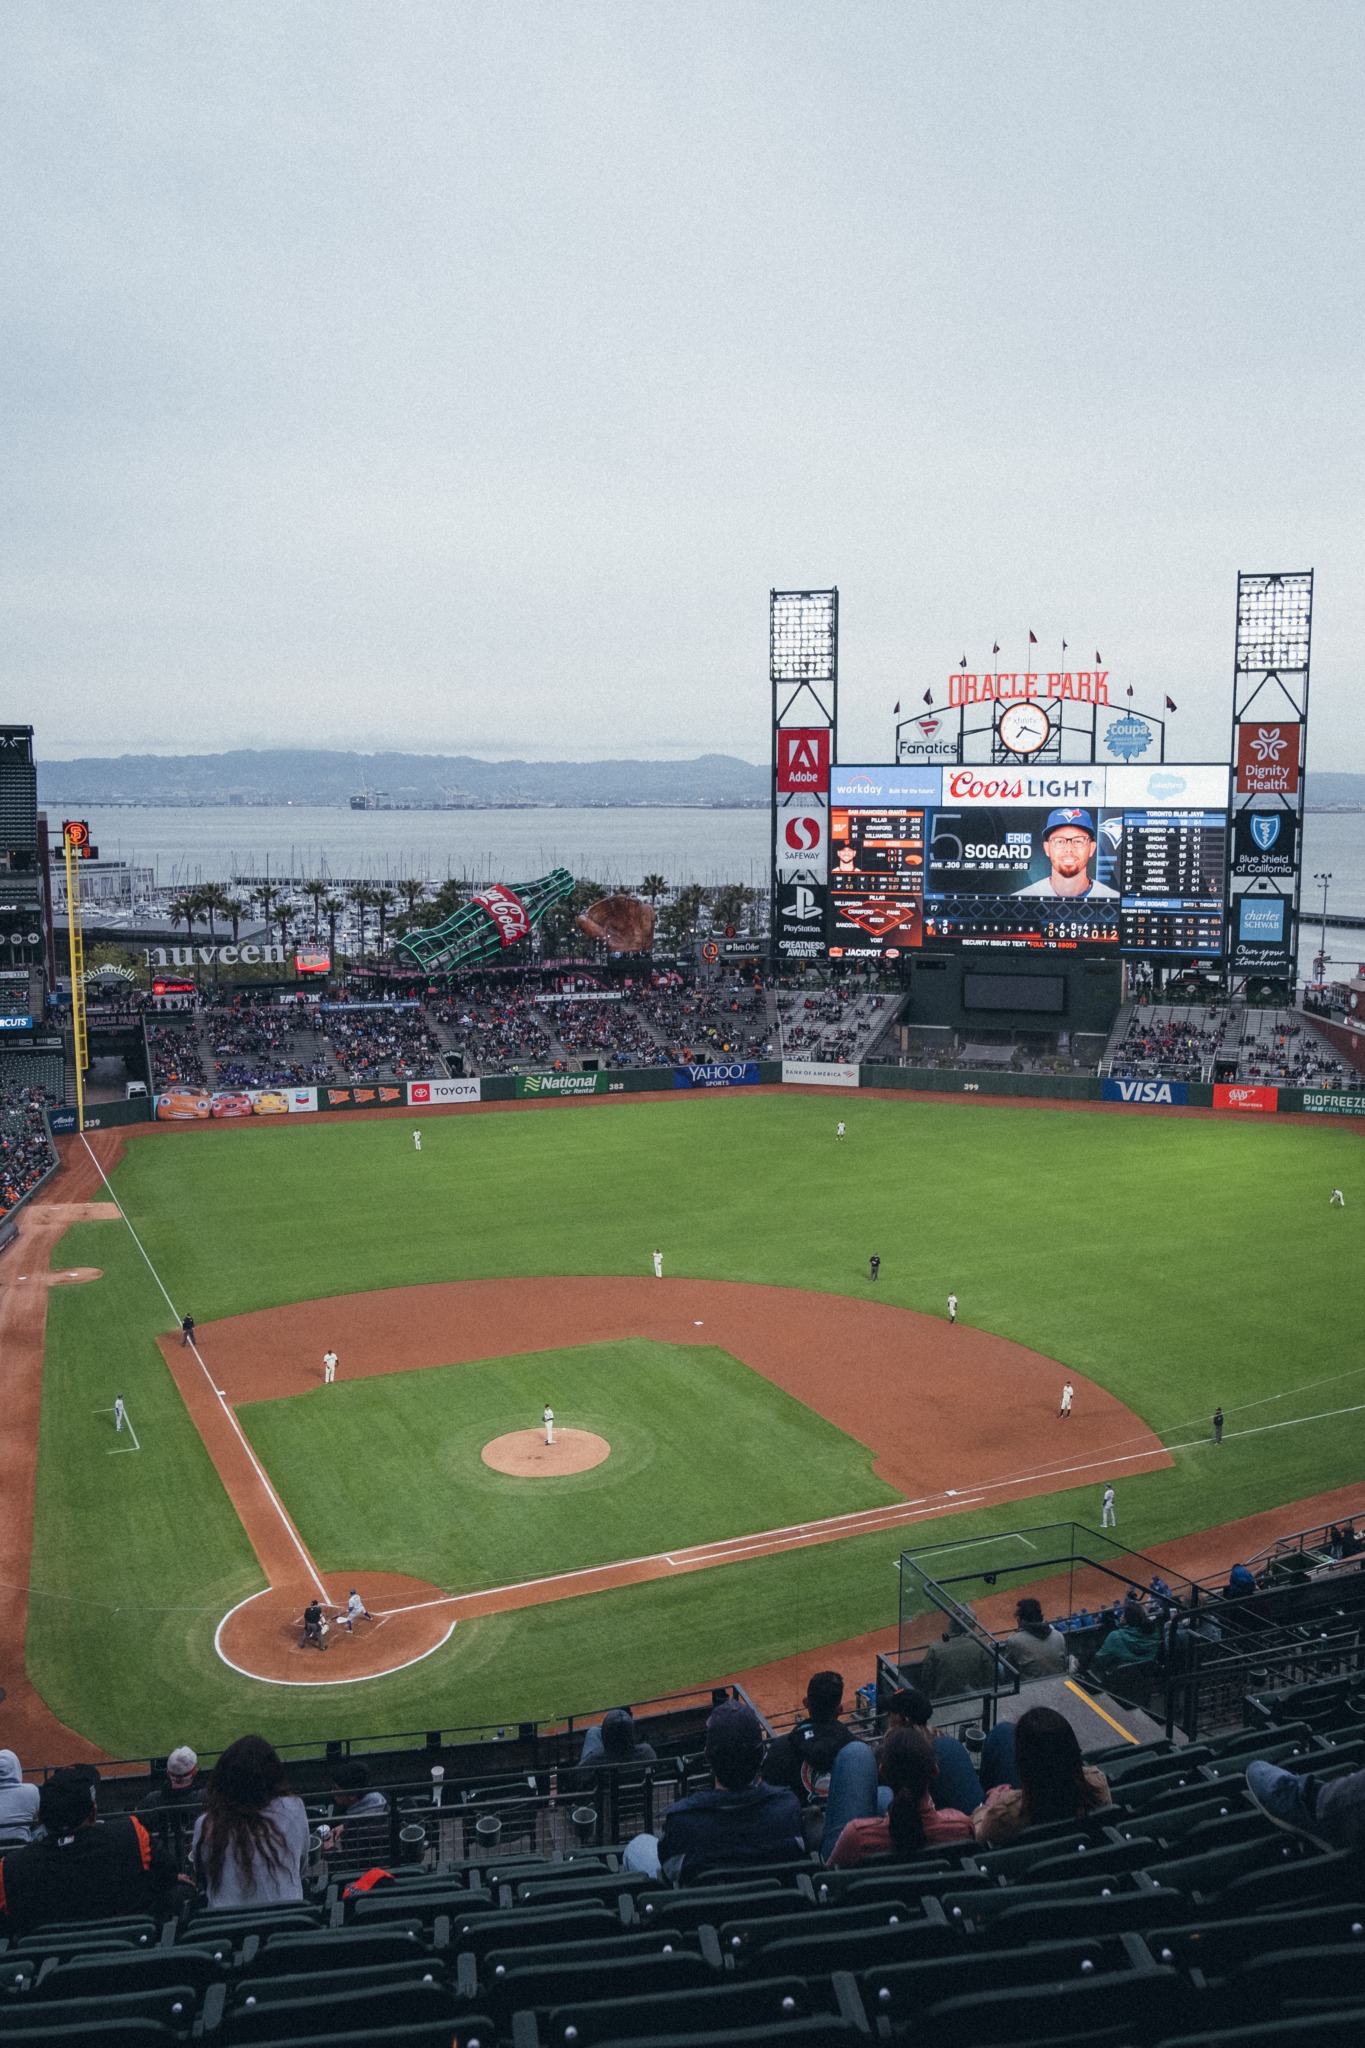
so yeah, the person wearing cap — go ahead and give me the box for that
[571,1708,658,1787]
[0,1767,178,1937]
[141,1747,204,1819]
[1014,810,1118,900]
[621,1698,804,1883]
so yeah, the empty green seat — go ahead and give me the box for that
[454,1906,620,1964]
[215,1977,455,2045]
[0,1987,200,2037]
[859,1934,1136,2026]
[636,1885,790,1934]
[1143,1901,1365,1972]
[245,1926,432,1977]
[33,1949,224,2000]
[542,1973,834,2045]
[485,1947,717,2023]
[916,1962,1187,2045]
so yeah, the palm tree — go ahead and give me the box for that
[300,878,329,937]
[167,891,198,940]
[639,874,668,905]
[373,886,396,955]
[396,877,427,921]
[222,897,247,944]
[662,884,707,951]
[252,880,278,932]
[275,901,294,953]
[322,896,344,964]
[347,882,376,961]
[197,882,232,942]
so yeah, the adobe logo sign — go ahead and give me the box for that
[1236,722,1299,795]
[776,727,830,793]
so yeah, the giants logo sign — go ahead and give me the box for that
[776,728,830,793]
[1236,723,1300,795]
[473,884,531,946]
[775,801,827,880]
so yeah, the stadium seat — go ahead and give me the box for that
[349,1886,487,1925]
[1022,1833,1164,1883]
[31,1948,225,2000]
[1143,1901,1365,1971]
[0,1989,201,2038]
[1140,1834,1307,1899]
[911,1962,1189,2045]
[539,1971,848,2045]
[636,1885,791,1933]
[453,1907,623,1965]
[858,1934,1142,2027]
[515,1871,650,1909]
[1217,1849,1365,1911]
[240,1926,435,1976]
[226,1957,449,2008]
[212,1977,456,2044]
[1153,2008,1365,2046]
[716,1897,910,1960]
[986,1884,1188,1943]
[746,1907,958,1977]
[482,1947,718,2027]
[1222,1942,1365,2020]
[24,1917,160,1948]
[525,2021,858,2048]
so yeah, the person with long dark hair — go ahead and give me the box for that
[189,1737,309,1909]
[971,1707,1110,1846]
[826,1728,972,1868]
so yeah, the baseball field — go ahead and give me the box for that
[8,1087,1361,1760]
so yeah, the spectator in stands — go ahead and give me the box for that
[572,1708,657,1784]
[190,1736,309,1910]
[762,1670,859,1844]
[877,1686,985,1812]
[1226,1561,1257,1596]
[1001,1597,1067,1679]
[1092,1603,1159,1696]
[917,1617,999,1700]
[1247,1756,1365,1853]
[0,1766,179,1936]
[319,1761,389,1855]
[141,1745,204,1826]
[622,1698,803,1883]
[0,1751,39,1848]
[826,1728,973,1867]
[971,1707,1111,1846]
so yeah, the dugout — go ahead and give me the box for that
[902,950,1121,1041]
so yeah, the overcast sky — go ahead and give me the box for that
[6,2,1362,768]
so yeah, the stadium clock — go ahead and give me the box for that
[998,703,1051,756]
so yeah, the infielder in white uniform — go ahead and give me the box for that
[1101,1484,1116,1528]
[1059,1382,1074,1420]
[652,1248,663,1279]
[323,1350,338,1384]
[947,1293,958,1324]
[412,1130,422,1152]
[1330,1188,1345,1205]
[543,1403,555,1445]
[113,1395,126,1434]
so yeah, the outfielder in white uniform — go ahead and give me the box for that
[947,1293,957,1324]
[1059,1382,1074,1420]
[113,1395,126,1434]
[412,1130,422,1152]
[1330,1188,1345,1205]
[836,1122,845,1140]
[543,1403,555,1445]
[652,1248,663,1279]
[323,1350,338,1384]
[1101,1484,1116,1528]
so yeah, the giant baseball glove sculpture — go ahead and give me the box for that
[575,894,656,953]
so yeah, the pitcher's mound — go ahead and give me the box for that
[482,1428,611,1477]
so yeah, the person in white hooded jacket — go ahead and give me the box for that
[0,1752,40,1847]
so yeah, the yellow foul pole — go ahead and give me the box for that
[63,828,88,1134]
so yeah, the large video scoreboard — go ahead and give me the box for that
[822,764,1231,961]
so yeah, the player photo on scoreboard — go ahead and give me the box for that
[927,806,1121,901]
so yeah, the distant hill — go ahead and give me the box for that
[36,750,769,808]
[1303,772,1365,809]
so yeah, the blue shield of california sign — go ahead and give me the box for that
[1251,816,1280,851]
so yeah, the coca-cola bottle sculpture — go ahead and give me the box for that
[396,868,575,973]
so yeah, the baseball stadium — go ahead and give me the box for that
[2,578,1364,2046]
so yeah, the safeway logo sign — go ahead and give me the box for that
[776,727,830,793]
[775,801,827,879]
[1236,722,1299,795]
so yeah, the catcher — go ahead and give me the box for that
[576,894,655,953]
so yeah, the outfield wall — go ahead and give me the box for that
[48,1064,1365,1135]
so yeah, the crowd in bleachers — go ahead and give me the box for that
[1110,1004,1230,1084]
[1237,1009,1355,1086]
[0,1086,57,1211]
[147,1023,209,1092]
[322,1006,446,1082]
[776,988,893,1064]
[428,985,558,1073]
[635,981,771,1063]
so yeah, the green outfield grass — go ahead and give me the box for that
[238,1339,900,1589]
[27,1091,1362,1755]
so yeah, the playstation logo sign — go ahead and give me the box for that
[775,880,828,959]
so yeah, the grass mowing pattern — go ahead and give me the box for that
[237,1340,900,1589]
[27,1092,1362,1754]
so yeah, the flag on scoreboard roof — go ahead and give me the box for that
[1028,629,1037,644]
[992,641,1000,654]
[893,700,900,713]
[959,654,967,668]
[1096,650,1103,662]
[923,689,933,705]
[1165,695,1178,711]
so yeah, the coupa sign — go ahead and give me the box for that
[1102,1079,1190,1106]
[674,1061,761,1089]
[145,944,289,967]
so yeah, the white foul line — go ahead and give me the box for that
[80,1137,328,1602]
[96,1405,141,1453]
